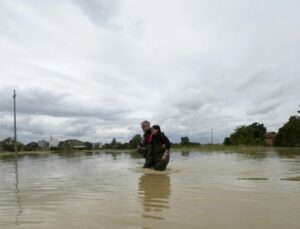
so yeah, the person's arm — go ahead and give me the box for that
[161,133,171,160]
[162,133,171,150]
[137,136,146,154]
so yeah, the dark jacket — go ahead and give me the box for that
[151,132,171,162]
[151,132,171,150]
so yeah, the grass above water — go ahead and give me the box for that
[172,145,300,154]
[1,145,300,157]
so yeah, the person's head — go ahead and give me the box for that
[141,120,151,133]
[151,125,161,135]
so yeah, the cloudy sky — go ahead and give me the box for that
[0,0,299,144]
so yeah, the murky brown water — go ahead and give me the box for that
[1,149,300,229]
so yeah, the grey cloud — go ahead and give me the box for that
[237,71,268,92]
[73,0,118,27]
[0,0,300,143]
[0,87,130,120]
[247,101,279,116]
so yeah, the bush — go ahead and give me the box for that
[224,122,266,146]
[274,116,300,147]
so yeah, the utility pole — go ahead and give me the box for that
[13,89,17,156]
[211,128,214,145]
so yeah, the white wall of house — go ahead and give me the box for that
[49,136,59,147]
[38,140,48,149]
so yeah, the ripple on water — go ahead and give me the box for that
[280,176,300,181]
[237,177,269,180]
[138,173,171,221]
[131,166,181,175]
[1,151,300,229]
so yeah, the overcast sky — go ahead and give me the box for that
[0,0,299,144]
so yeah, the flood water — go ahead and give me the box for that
[1,149,300,229]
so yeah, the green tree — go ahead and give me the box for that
[223,137,232,145]
[58,141,72,151]
[223,122,267,145]
[24,142,39,151]
[111,138,117,146]
[0,137,24,151]
[181,136,190,145]
[128,134,142,149]
[84,142,93,150]
[274,116,300,147]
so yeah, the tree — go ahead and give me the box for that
[24,142,39,151]
[223,122,267,145]
[250,122,267,140]
[128,134,142,149]
[58,141,72,151]
[103,138,124,149]
[0,137,24,151]
[181,136,190,145]
[84,142,93,150]
[223,137,232,145]
[274,116,300,147]
[111,138,117,146]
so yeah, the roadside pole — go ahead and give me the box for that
[13,89,17,157]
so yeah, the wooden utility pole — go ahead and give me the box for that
[13,89,17,156]
[211,128,214,145]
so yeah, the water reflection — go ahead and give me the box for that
[138,174,171,221]
[233,151,269,161]
[1,149,300,228]
[181,151,190,157]
[14,156,23,225]
[276,148,300,158]
[84,151,94,156]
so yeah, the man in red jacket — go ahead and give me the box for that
[137,120,154,168]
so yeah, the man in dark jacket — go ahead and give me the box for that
[137,120,154,168]
[151,125,171,171]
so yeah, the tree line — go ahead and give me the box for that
[0,134,201,152]
[1,105,299,151]
[224,105,300,147]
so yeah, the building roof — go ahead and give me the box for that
[265,132,277,137]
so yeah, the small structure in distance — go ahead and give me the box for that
[264,132,277,146]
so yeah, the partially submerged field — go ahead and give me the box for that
[1,145,300,157]
[1,146,300,228]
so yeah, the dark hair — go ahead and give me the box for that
[141,120,150,126]
[152,125,161,132]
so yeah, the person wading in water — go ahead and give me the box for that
[137,121,153,168]
[137,121,171,171]
[150,125,171,171]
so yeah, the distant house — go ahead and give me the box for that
[38,139,49,149]
[58,139,87,150]
[72,145,86,150]
[93,142,103,149]
[264,132,277,146]
[25,142,39,151]
[49,136,59,148]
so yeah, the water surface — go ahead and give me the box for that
[1,149,300,229]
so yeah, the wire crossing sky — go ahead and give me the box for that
[0,0,299,143]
